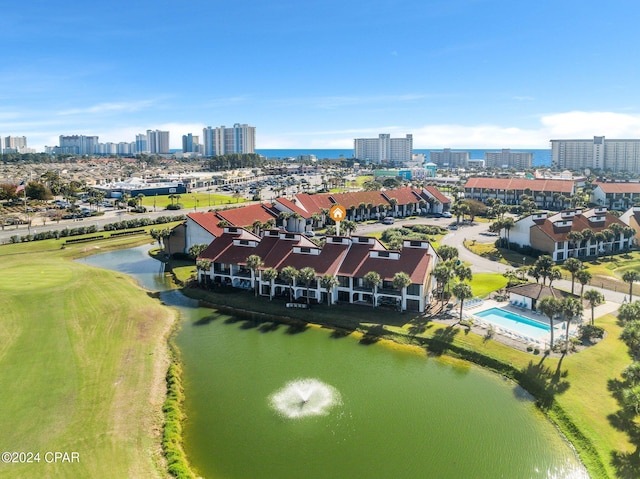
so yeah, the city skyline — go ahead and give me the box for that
[3,0,640,152]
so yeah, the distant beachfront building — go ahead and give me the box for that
[429,148,468,168]
[135,134,149,154]
[203,124,256,157]
[2,136,35,153]
[551,136,640,173]
[54,135,100,155]
[354,134,413,165]
[484,149,532,169]
[147,129,170,154]
[182,133,200,153]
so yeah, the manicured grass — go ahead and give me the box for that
[470,273,508,298]
[0,236,176,478]
[140,192,247,210]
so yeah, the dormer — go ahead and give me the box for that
[553,220,573,228]
[588,215,606,225]
[403,239,430,249]
[327,236,348,244]
[561,210,576,219]
[594,206,608,215]
[279,232,301,241]
[233,238,259,247]
[369,250,400,260]
[263,229,280,238]
[532,212,548,220]
[293,246,321,255]
[353,236,375,245]
[224,226,242,234]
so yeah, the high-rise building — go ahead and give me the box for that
[353,134,413,165]
[202,124,256,157]
[429,148,469,168]
[484,149,533,170]
[182,133,200,153]
[4,136,28,153]
[551,136,640,173]
[146,130,170,154]
[59,135,99,155]
[135,134,148,154]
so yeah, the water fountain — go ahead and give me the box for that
[269,378,341,419]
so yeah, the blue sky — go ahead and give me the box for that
[3,0,640,151]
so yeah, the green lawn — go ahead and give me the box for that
[140,191,247,210]
[470,273,508,298]
[0,237,175,478]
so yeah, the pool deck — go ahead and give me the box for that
[449,298,619,351]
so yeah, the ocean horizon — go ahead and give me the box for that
[256,148,552,167]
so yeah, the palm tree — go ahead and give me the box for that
[341,219,357,236]
[566,230,583,257]
[159,227,173,257]
[437,245,458,262]
[392,272,412,311]
[563,258,583,295]
[320,274,339,306]
[454,264,473,283]
[196,259,211,283]
[583,289,604,325]
[363,271,382,308]
[188,243,208,259]
[533,255,554,285]
[560,297,583,352]
[575,269,592,297]
[622,270,640,302]
[452,282,473,323]
[245,254,264,297]
[433,262,454,305]
[548,267,562,288]
[298,267,316,305]
[538,296,562,349]
[261,267,278,300]
[280,266,298,302]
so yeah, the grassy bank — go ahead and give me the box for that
[182,284,633,479]
[0,235,178,478]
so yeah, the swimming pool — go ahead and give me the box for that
[474,307,550,340]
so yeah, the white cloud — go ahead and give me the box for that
[57,100,158,116]
[540,111,640,138]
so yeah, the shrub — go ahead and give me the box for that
[578,324,605,342]
[166,203,183,210]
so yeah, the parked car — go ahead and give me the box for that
[441,211,452,218]
[382,217,395,225]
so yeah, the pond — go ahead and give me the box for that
[83,245,588,479]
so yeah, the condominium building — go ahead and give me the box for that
[429,148,469,168]
[135,134,148,154]
[354,134,413,165]
[202,123,256,157]
[59,135,99,155]
[3,136,28,153]
[551,136,640,173]
[182,133,200,153]
[146,130,170,154]
[484,149,533,169]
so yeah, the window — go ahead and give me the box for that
[407,284,420,295]
[337,275,350,287]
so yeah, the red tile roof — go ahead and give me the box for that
[534,208,626,242]
[274,196,314,218]
[464,177,575,194]
[187,212,224,237]
[215,203,277,228]
[422,185,451,204]
[594,182,640,194]
[200,229,433,285]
